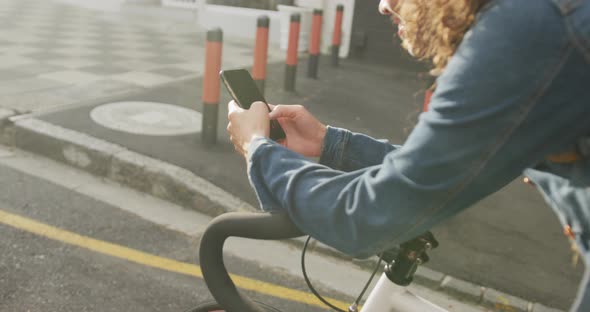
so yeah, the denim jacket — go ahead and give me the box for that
[247,0,590,309]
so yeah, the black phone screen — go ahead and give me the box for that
[220,69,266,109]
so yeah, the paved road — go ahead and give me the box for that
[0,150,352,312]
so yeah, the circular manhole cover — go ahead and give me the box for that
[90,101,202,136]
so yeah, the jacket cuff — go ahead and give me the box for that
[319,126,351,170]
[247,136,283,212]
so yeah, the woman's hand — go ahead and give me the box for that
[269,104,327,158]
[227,100,270,159]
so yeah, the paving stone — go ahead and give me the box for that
[0,89,72,113]
[50,79,139,102]
[0,45,42,55]
[24,51,65,61]
[148,67,195,78]
[0,68,33,81]
[39,70,103,85]
[12,63,67,76]
[0,77,67,95]
[142,56,186,65]
[78,64,131,76]
[111,71,172,87]
[0,55,36,69]
[112,49,156,60]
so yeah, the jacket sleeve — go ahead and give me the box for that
[246,1,569,258]
[318,126,400,172]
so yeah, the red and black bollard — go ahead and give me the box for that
[307,9,323,79]
[284,13,300,92]
[201,28,223,145]
[252,16,270,95]
[423,89,433,112]
[423,75,437,112]
[331,4,344,67]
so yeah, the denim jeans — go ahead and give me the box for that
[247,0,590,310]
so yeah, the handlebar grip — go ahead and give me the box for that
[199,212,304,311]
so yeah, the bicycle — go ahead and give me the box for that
[186,212,447,312]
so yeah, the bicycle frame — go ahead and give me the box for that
[363,274,448,312]
[198,212,447,312]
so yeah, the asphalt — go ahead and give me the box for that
[0,147,353,312]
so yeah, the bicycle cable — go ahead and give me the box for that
[301,236,384,312]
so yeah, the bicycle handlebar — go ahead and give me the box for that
[199,212,304,312]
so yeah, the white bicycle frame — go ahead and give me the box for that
[362,273,448,312]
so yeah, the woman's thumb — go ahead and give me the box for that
[269,105,296,120]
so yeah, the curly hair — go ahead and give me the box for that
[397,0,490,72]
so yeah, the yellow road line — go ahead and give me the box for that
[0,209,350,310]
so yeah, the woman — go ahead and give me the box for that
[227,0,590,310]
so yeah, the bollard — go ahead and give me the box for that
[423,89,433,112]
[284,13,300,92]
[253,16,270,95]
[307,9,323,79]
[331,4,344,67]
[201,28,223,145]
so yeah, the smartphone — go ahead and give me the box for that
[220,69,286,141]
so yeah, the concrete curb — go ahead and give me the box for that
[1,114,254,217]
[0,113,565,312]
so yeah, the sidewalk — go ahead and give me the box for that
[0,0,283,114]
[0,0,573,311]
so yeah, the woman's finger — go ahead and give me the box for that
[269,104,300,119]
[227,100,243,117]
